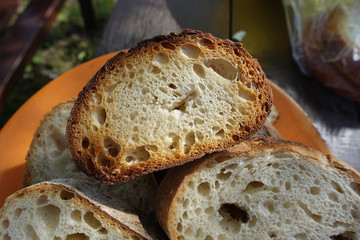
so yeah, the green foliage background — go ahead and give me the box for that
[0,0,116,128]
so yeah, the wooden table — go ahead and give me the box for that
[96,0,360,171]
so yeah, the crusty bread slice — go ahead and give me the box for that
[66,29,272,184]
[0,179,167,240]
[24,99,157,214]
[156,138,360,239]
[321,3,360,85]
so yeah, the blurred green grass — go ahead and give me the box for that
[0,0,116,128]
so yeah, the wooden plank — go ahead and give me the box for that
[0,0,65,112]
[0,0,20,31]
[96,0,230,56]
[232,0,360,170]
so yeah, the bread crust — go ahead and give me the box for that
[1,179,167,239]
[155,138,360,237]
[66,29,272,184]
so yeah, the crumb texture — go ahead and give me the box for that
[24,100,157,215]
[0,181,148,240]
[160,150,360,239]
[67,30,271,183]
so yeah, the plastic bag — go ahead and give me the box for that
[282,0,360,100]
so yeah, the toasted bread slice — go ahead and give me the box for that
[66,29,272,184]
[156,138,360,239]
[0,179,167,240]
[24,99,157,214]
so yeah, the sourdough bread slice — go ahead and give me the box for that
[0,179,167,240]
[156,138,360,239]
[24,100,157,214]
[66,29,272,184]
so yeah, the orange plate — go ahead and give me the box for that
[0,52,331,207]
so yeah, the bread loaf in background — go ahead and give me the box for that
[24,99,157,215]
[66,29,273,184]
[156,138,360,239]
[0,179,167,240]
[299,2,360,100]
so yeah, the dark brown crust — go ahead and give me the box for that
[155,138,360,236]
[300,11,360,100]
[66,29,272,184]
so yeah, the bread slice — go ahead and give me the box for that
[156,138,360,239]
[66,29,273,184]
[24,99,157,214]
[321,3,360,86]
[300,16,360,100]
[0,179,167,240]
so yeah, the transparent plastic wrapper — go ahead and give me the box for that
[282,0,360,100]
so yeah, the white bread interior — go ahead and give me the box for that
[156,139,360,239]
[0,179,167,240]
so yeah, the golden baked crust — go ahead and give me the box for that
[66,29,272,184]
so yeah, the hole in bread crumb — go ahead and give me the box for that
[14,208,24,219]
[331,181,344,194]
[103,137,121,158]
[65,233,89,240]
[37,204,60,234]
[310,186,320,195]
[197,182,211,196]
[184,131,195,154]
[96,154,114,168]
[350,182,360,196]
[181,44,201,58]
[176,223,184,233]
[84,212,102,229]
[268,232,277,238]
[219,204,248,233]
[82,137,90,150]
[298,201,322,223]
[161,41,176,50]
[217,168,232,181]
[168,133,180,150]
[98,227,108,234]
[193,64,205,78]
[218,234,228,240]
[198,38,215,49]
[204,58,237,80]
[93,107,106,126]
[205,236,214,240]
[60,190,75,200]
[232,135,240,141]
[248,215,257,228]
[330,231,357,240]
[154,53,169,65]
[151,65,161,74]
[214,155,232,163]
[36,195,48,205]
[70,210,82,222]
[125,146,150,163]
[351,209,359,220]
[285,182,292,191]
[2,219,9,229]
[243,181,264,193]
[26,224,39,240]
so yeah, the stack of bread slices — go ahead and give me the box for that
[1,29,359,240]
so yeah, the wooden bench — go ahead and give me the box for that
[0,0,96,113]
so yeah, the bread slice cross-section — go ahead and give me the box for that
[156,138,360,239]
[0,179,167,240]
[66,29,272,184]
